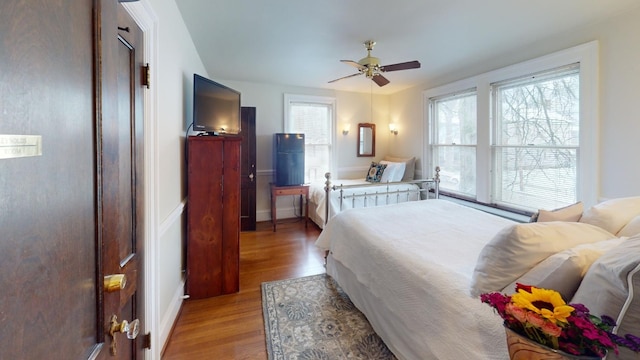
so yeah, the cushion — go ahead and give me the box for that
[579,196,640,235]
[617,215,640,238]
[470,221,617,297]
[501,238,625,300]
[365,162,387,183]
[535,202,584,222]
[383,155,415,182]
[571,234,640,359]
[379,160,406,183]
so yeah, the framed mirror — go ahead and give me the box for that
[357,123,375,157]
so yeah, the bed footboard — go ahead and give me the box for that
[323,166,440,226]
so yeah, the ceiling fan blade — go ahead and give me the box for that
[341,60,366,70]
[380,60,421,72]
[371,74,390,87]
[328,72,363,83]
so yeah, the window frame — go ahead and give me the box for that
[429,88,478,198]
[423,41,599,211]
[283,94,337,182]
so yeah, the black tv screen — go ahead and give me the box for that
[193,74,241,134]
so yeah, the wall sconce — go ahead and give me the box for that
[389,124,398,135]
[342,123,351,135]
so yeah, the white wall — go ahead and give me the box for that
[147,0,208,354]
[220,80,393,221]
[390,6,640,200]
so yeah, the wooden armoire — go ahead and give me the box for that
[186,135,241,299]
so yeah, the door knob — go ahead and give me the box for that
[249,173,254,182]
[104,274,126,292]
[109,314,140,355]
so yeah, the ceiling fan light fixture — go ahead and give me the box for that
[328,40,420,87]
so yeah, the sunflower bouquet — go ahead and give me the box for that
[481,284,640,357]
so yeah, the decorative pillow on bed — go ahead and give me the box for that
[500,238,625,300]
[383,155,415,182]
[579,196,640,235]
[365,162,387,183]
[470,222,617,297]
[379,160,406,182]
[532,202,584,223]
[617,214,640,238]
[571,234,640,359]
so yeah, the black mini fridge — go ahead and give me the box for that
[274,133,305,186]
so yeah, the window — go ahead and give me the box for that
[284,94,336,183]
[492,65,580,210]
[425,42,598,212]
[430,90,477,197]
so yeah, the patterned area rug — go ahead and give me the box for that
[261,273,396,360]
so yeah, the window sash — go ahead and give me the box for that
[423,42,598,213]
[491,65,580,209]
[430,90,478,198]
[284,94,336,183]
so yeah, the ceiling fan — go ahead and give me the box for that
[328,40,421,87]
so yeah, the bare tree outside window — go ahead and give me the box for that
[431,91,477,197]
[289,102,333,183]
[493,65,580,210]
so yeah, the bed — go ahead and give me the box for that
[308,173,439,228]
[315,197,640,360]
[309,155,435,228]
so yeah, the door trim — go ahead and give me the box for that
[120,1,160,359]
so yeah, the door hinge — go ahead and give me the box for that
[141,332,151,349]
[141,63,150,89]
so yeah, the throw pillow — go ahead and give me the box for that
[383,155,415,182]
[379,161,406,183]
[470,221,617,297]
[500,238,625,300]
[365,162,387,183]
[579,196,640,234]
[617,214,640,238]
[571,234,640,359]
[535,202,584,222]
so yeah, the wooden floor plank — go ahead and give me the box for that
[162,219,324,359]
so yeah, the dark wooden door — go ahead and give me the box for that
[0,1,145,359]
[0,0,97,358]
[95,3,146,359]
[241,107,257,231]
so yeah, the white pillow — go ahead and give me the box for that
[501,238,625,300]
[617,215,640,238]
[579,196,640,235]
[383,155,415,182]
[470,222,617,297]
[379,161,406,182]
[571,234,640,359]
[536,202,584,222]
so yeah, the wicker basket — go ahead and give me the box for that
[505,326,601,360]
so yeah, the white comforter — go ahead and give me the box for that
[309,179,421,227]
[315,200,516,360]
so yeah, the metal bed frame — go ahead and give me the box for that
[323,166,441,226]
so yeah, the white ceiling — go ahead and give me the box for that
[176,0,640,95]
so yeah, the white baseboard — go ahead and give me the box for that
[159,277,185,354]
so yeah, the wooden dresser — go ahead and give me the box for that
[186,135,241,299]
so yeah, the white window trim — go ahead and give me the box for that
[283,93,337,177]
[424,41,599,209]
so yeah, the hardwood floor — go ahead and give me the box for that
[162,219,324,359]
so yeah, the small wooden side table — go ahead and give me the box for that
[270,183,309,232]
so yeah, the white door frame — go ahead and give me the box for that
[121,2,160,359]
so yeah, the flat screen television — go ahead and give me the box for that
[193,74,241,135]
